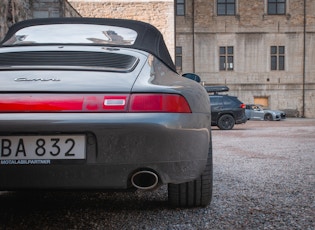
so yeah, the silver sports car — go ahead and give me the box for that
[245,104,286,121]
[0,18,212,207]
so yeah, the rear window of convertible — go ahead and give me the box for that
[2,24,138,46]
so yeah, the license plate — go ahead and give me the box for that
[0,135,86,160]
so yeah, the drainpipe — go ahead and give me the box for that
[192,0,195,73]
[302,0,306,118]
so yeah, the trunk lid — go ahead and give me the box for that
[0,46,147,93]
[0,70,139,92]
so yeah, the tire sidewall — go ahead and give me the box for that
[264,113,273,121]
[217,114,235,130]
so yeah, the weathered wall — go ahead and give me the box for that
[32,0,80,18]
[0,0,32,40]
[176,0,315,117]
[32,0,63,18]
[68,0,175,60]
[64,0,81,17]
[0,0,80,41]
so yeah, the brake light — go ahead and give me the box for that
[0,93,191,113]
[240,104,246,109]
[129,94,191,113]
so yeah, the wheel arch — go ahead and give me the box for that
[217,112,235,122]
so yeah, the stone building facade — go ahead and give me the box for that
[0,0,80,40]
[0,0,32,39]
[176,0,315,117]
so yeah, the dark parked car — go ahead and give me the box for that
[0,18,212,207]
[205,86,247,130]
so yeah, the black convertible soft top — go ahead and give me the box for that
[0,17,176,72]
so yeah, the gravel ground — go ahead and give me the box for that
[0,118,314,230]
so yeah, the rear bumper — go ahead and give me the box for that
[235,116,247,124]
[0,160,208,190]
[0,113,211,190]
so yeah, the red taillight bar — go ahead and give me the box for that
[0,93,191,113]
[240,103,246,109]
[0,95,83,112]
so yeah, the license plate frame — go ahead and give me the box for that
[0,135,86,161]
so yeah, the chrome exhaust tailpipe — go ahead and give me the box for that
[131,170,159,190]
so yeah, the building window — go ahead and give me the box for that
[175,46,183,70]
[267,0,286,15]
[176,0,185,16]
[271,46,285,70]
[217,0,236,16]
[219,46,234,71]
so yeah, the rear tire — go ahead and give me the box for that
[217,114,235,130]
[168,144,213,208]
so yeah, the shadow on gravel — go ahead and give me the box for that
[0,189,174,229]
[0,188,212,230]
[0,189,169,213]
